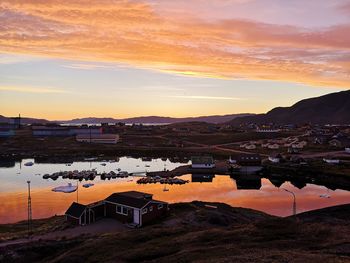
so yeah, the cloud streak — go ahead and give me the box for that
[168,95,244,101]
[0,86,68,94]
[0,0,349,88]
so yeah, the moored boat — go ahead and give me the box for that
[52,183,77,193]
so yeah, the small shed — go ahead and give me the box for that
[65,202,87,225]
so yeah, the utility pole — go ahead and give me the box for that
[77,181,79,203]
[27,181,32,237]
[283,188,296,216]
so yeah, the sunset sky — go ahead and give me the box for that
[0,0,350,120]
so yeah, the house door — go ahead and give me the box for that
[133,209,140,225]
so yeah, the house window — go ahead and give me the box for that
[142,208,147,214]
[116,205,128,215]
[122,207,128,215]
[149,206,153,212]
[158,204,163,210]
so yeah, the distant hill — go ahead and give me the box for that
[0,115,8,123]
[0,113,254,125]
[0,115,51,125]
[60,114,254,124]
[230,90,350,125]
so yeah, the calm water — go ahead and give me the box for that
[0,157,349,223]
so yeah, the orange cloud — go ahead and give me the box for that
[0,0,349,88]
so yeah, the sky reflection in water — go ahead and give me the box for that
[0,158,349,223]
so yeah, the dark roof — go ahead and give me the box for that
[105,191,154,208]
[65,202,86,218]
[117,191,153,199]
[191,156,214,165]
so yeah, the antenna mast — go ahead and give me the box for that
[27,181,33,237]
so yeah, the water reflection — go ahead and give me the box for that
[232,174,262,190]
[0,158,349,223]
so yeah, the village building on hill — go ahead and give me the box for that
[65,191,168,227]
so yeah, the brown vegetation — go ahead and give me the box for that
[0,202,349,263]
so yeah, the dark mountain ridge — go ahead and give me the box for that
[230,90,350,125]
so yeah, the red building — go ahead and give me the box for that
[65,191,168,227]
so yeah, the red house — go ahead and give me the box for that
[65,191,168,227]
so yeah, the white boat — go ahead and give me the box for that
[24,161,34,166]
[268,157,280,163]
[52,183,77,193]
[323,158,340,164]
[83,183,94,188]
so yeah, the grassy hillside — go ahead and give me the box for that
[0,202,349,263]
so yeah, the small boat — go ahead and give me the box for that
[118,171,129,177]
[24,161,34,166]
[66,163,72,166]
[145,165,151,168]
[101,163,107,166]
[319,194,331,198]
[52,183,77,193]
[83,183,94,188]
[323,157,340,164]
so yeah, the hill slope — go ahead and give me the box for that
[0,115,50,125]
[230,90,350,125]
[61,114,253,124]
[1,202,349,263]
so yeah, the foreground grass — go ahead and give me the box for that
[0,216,68,242]
[0,202,349,263]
